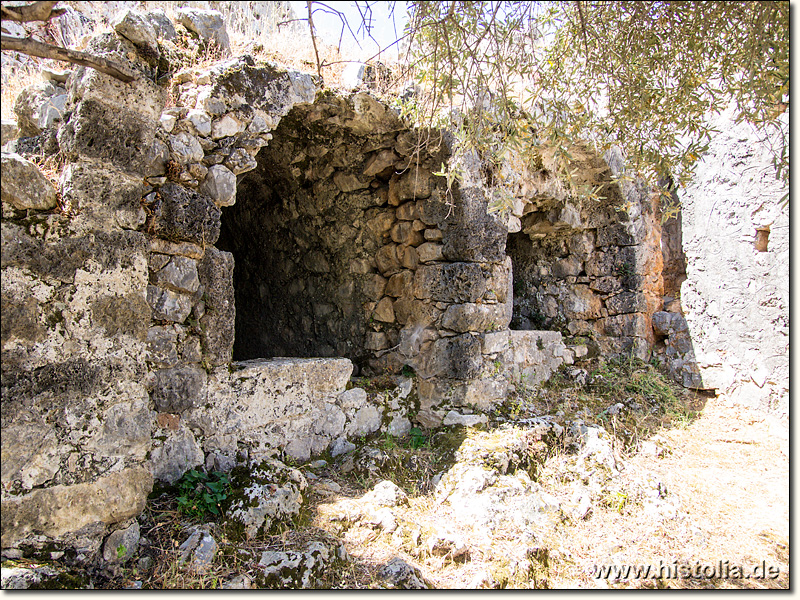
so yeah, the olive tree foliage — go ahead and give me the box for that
[396,1,789,211]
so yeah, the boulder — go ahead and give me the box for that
[225,459,307,539]
[1,152,58,210]
[176,8,230,53]
[112,9,159,57]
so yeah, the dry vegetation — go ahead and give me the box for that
[7,357,784,589]
[0,4,787,590]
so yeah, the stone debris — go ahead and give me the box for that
[178,526,218,570]
[379,557,433,589]
[1,152,59,210]
[362,480,408,507]
[102,521,140,563]
[258,541,346,588]
[225,460,307,539]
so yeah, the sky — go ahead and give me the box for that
[288,1,409,60]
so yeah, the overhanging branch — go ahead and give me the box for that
[1,35,137,82]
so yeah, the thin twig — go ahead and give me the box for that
[306,1,322,78]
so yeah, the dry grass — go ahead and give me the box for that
[542,395,789,589]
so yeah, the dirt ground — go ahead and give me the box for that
[546,394,790,588]
[307,390,790,589]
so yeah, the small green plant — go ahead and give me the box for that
[615,261,634,278]
[116,545,127,560]
[536,337,545,351]
[408,427,427,450]
[401,364,416,378]
[176,469,231,520]
[603,490,629,514]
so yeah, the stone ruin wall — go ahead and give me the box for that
[677,110,789,417]
[0,8,788,556]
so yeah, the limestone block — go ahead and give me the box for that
[89,398,152,459]
[176,8,230,53]
[1,418,60,490]
[424,228,443,242]
[149,238,206,259]
[225,148,258,175]
[103,521,140,563]
[112,9,159,57]
[186,109,212,136]
[652,311,688,336]
[333,171,370,192]
[385,270,414,297]
[146,326,179,367]
[365,210,395,240]
[363,149,399,176]
[257,541,344,589]
[224,459,306,539]
[362,273,388,300]
[1,224,148,286]
[391,221,425,246]
[482,330,509,354]
[150,426,204,483]
[414,263,490,303]
[197,247,235,366]
[0,466,152,550]
[151,183,222,246]
[208,57,316,117]
[589,275,622,295]
[202,164,237,207]
[441,303,510,333]
[376,244,401,276]
[373,297,395,323]
[13,81,67,137]
[170,131,204,164]
[338,387,368,411]
[1,152,58,210]
[395,166,432,201]
[1,118,19,145]
[504,330,567,386]
[346,92,404,135]
[552,255,583,278]
[314,404,347,438]
[145,8,177,40]
[58,100,156,173]
[443,411,488,427]
[61,159,147,230]
[396,201,420,221]
[441,187,508,263]
[393,297,436,327]
[211,114,242,139]
[154,256,200,294]
[398,245,419,269]
[605,291,648,315]
[380,557,434,589]
[596,221,644,247]
[147,285,193,323]
[345,405,383,438]
[417,242,444,263]
[149,366,207,413]
[365,332,389,351]
[417,334,482,379]
[564,285,603,320]
[597,313,649,338]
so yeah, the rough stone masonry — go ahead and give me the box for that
[0,7,787,557]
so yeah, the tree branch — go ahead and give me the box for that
[0,1,66,23]
[306,1,322,78]
[1,35,137,82]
